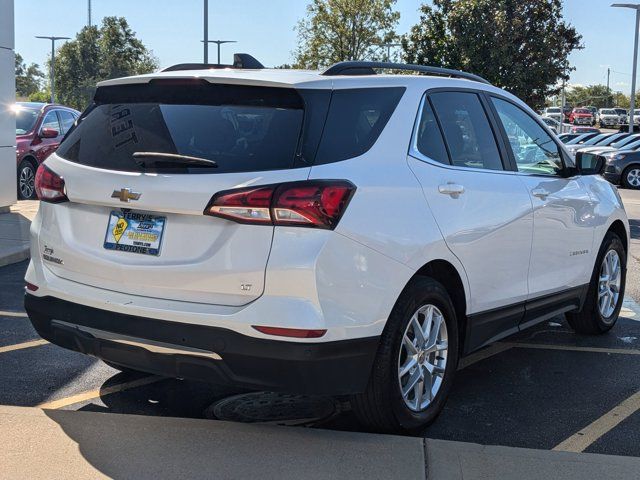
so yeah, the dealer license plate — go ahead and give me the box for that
[104,211,166,256]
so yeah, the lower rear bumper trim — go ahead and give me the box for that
[25,294,380,395]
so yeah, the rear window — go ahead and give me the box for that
[57,82,307,174]
[57,82,404,173]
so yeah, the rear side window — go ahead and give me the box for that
[429,92,503,171]
[413,98,449,165]
[314,87,405,164]
[57,83,308,174]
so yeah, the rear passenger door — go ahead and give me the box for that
[408,90,533,347]
[488,96,595,306]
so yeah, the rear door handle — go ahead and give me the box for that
[438,183,465,197]
[531,188,550,199]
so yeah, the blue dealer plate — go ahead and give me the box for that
[104,211,166,256]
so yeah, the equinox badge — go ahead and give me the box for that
[111,188,141,203]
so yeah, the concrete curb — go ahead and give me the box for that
[425,439,640,480]
[0,406,426,480]
[0,243,29,268]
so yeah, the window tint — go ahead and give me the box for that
[429,92,503,170]
[314,87,405,164]
[491,97,562,175]
[40,111,61,134]
[57,84,309,174]
[413,98,449,165]
[57,110,76,134]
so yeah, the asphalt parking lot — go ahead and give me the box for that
[1,189,640,458]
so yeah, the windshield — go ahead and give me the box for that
[574,109,590,114]
[598,134,627,146]
[547,108,561,113]
[612,135,640,148]
[14,107,39,135]
[601,109,616,115]
[566,133,594,145]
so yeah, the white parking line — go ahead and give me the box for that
[553,390,640,452]
[0,310,28,318]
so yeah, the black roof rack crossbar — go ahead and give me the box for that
[321,61,491,85]
[162,53,265,72]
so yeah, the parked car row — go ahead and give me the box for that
[12,102,80,199]
[541,105,640,129]
[559,131,640,188]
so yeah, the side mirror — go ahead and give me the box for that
[40,128,59,139]
[576,152,605,176]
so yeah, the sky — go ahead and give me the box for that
[11,0,640,94]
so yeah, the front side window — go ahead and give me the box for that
[491,97,562,176]
[429,92,503,171]
[40,111,61,135]
[57,110,77,134]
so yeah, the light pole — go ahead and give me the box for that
[35,36,70,104]
[612,3,640,132]
[203,0,208,63]
[378,42,401,62]
[201,40,237,65]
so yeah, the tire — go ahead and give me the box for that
[17,159,38,200]
[351,277,459,433]
[566,232,626,334]
[621,165,640,190]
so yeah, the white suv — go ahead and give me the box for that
[25,57,629,433]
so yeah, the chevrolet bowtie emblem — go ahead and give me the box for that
[111,188,141,203]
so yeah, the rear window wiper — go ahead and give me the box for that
[132,152,218,168]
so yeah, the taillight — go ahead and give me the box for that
[35,164,68,203]
[204,180,355,229]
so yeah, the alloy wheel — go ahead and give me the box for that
[626,168,640,188]
[598,249,622,320]
[19,165,36,199]
[397,304,448,412]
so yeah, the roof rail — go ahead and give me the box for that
[321,61,491,85]
[162,53,265,72]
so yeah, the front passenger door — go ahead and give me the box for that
[489,97,596,307]
[408,91,533,345]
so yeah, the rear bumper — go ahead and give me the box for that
[25,294,379,395]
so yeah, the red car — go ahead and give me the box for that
[568,108,594,126]
[14,102,80,199]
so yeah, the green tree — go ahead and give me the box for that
[402,0,582,109]
[54,17,158,110]
[565,85,614,109]
[294,0,400,69]
[15,53,45,98]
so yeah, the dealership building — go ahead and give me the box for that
[0,0,16,211]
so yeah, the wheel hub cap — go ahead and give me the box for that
[397,304,448,412]
[19,165,35,198]
[628,169,640,187]
[598,249,621,320]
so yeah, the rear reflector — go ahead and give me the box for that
[205,180,355,229]
[35,164,68,203]
[252,326,327,339]
[25,282,38,292]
